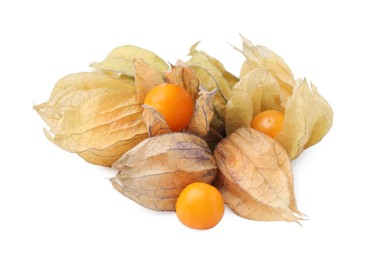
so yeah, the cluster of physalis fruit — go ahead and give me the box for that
[34,36,333,229]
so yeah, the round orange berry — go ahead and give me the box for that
[251,110,284,138]
[176,182,224,230]
[144,83,193,132]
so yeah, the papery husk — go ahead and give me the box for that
[91,45,169,77]
[186,87,217,136]
[142,86,217,137]
[140,63,217,137]
[185,42,239,134]
[187,65,227,134]
[275,79,333,159]
[226,68,333,159]
[77,136,147,166]
[35,73,135,133]
[34,72,148,166]
[237,35,295,104]
[134,58,165,104]
[165,64,199,102]
[187,46,232,100]
[187,42,239,100]
[214,127,303,223]
[225,68,284,135]
[142,105,172,137]
[111,132,217,211]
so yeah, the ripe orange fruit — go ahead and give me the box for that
[144,83,193,132]
[176,182,224,230]
[250,110,284,138]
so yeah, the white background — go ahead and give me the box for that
[1,0,369,259]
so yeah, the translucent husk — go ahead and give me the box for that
[91,45,169,77]
[111,132,217,211]
[226,36,333,159]
[215,127,304,222]
[185,42,239,134]
[34,72,148,166]
[237,35,295,104]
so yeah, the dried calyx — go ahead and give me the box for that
[226,36,333,159]
[34,72,148,166]
[215,127,304,223]
[111,132,217,211]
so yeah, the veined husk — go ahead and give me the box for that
[91,45,169,78]
[275,79,333,158]
[227,37,333,159]
[185,42,239,134]
[137,60,217,138]
[142,86,217,138]
[111,132,217,211]
[225,68,284,135]
[237,35,295,103]
[34,72,148,166]
[226,69,333,159]
[214,127,303,222]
